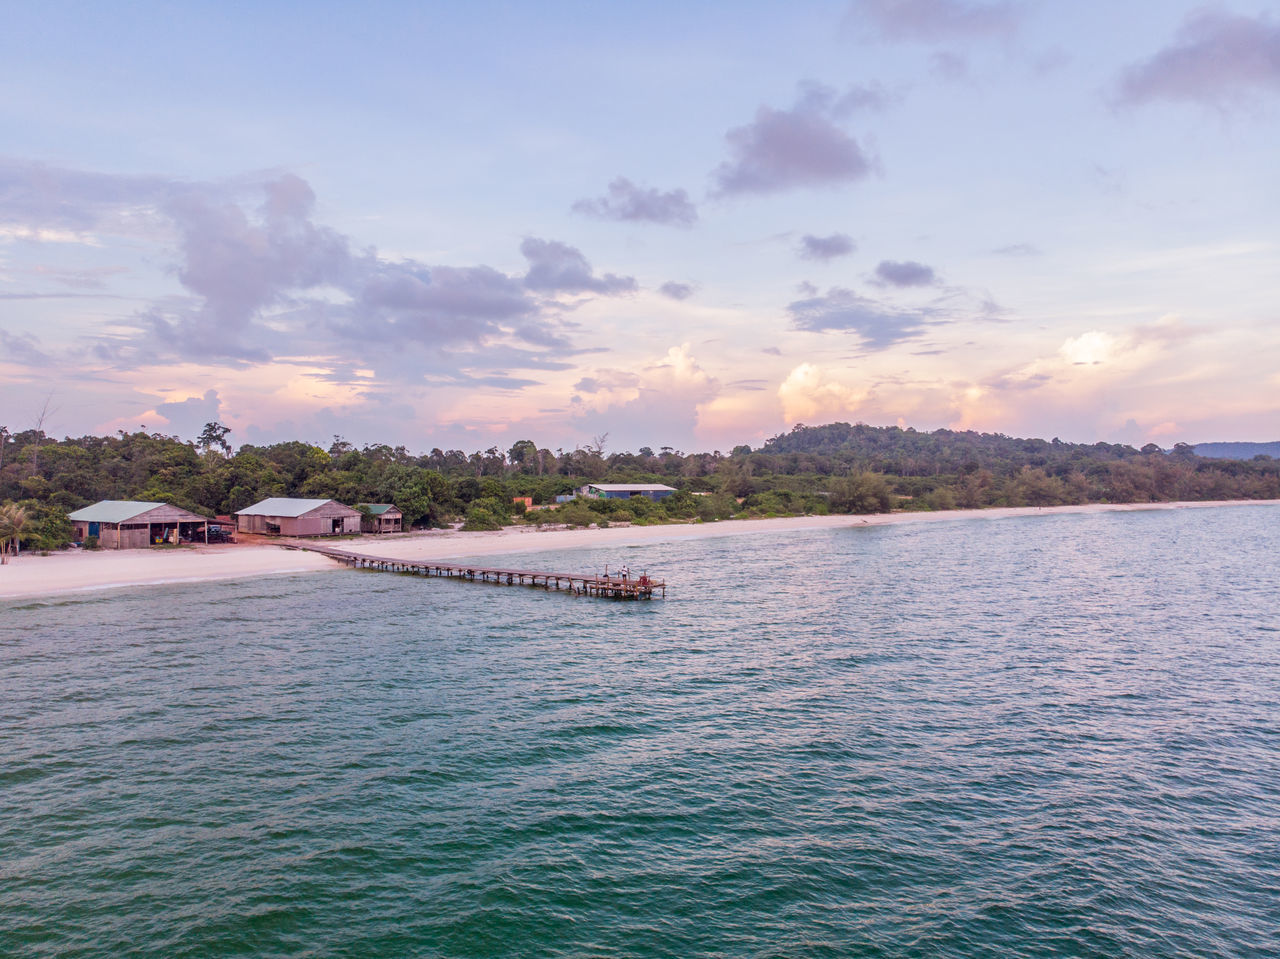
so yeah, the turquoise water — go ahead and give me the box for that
[3,505,1279,957]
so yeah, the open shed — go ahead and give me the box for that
[236,498,362,536]
[68,501,211,549]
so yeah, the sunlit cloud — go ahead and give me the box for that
[778,362,864,423]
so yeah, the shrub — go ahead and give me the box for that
[461,506,504,531]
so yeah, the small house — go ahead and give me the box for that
[235,498,362,536]
[578,483,677,501]
[68,501,211,549]
[358,503,403,534]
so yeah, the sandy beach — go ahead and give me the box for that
[2,499,1276,602]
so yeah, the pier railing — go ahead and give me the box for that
[293,545,665,599]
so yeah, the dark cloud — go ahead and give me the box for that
[712,84,876,196]
[788,287,931,349]
[353,262,537,344]
[659,281,695,300]
[873,259,937,287]
[572,177,697,227]
[762,346,782,356]
[849,0,1020,43]
[799,232,856,261]
[521,237,637,295]
[1117,11,1280,108]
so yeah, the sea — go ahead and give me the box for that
[2,504,1278,958]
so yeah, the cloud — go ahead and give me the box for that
[1058,330,1119,366]
[571,345,720,450]
[520,237,638,295]
[0,156,173,235]
[659,281,695,300]
[572,177,697,227]
[788,286,932,348]
[873,259,938,287]
[156,174,355,359]
[991,242,1040,256]
[798,232,856,261]
[153,388,224,440]
[778,363,863,423]
[711,84,876,196]
[352,262,537,344]
[1,159,598,384]
[930,50,970,81]
[573,370,640,394]
[1117,11,1280,108]
[848,0,1020,43]
[0,329,53,366]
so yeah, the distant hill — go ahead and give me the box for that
[1194,442,1280,460]
[758,422,1141,465]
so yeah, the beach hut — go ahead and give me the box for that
[235,498,362,536]
[68,500,211,549]
[358,503,403,534]
[578,483,677,501]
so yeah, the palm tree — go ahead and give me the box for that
[0,503,29,564]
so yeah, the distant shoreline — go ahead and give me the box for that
[3,499,1277,602]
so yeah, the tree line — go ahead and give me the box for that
[0,421,1276,551]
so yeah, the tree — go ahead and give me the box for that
[507,439,538,472]
[829,472,893,514]
[198,421,233,456]
[0,503,29,564]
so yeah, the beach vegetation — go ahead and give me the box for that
[0,503,29,563]
[1,422,1278,539]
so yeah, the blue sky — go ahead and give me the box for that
[2,1,1277,453]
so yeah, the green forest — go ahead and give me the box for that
[1,420,1277,551]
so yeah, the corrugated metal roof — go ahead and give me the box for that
[358,503,400,515]
[67,500,168,523]
[236,497,357,518]
[586,484,677,492]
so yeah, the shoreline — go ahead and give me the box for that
[2,499,1276,602]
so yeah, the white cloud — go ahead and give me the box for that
[777,363,864,423]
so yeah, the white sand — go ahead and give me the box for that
[0,545,335,601]
[2,499,1275,601]
[336,499,1279,563]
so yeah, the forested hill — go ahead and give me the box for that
[1194,441,1280,460]
[757,423,1147,475]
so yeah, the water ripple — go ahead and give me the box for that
[2,505,1279,957]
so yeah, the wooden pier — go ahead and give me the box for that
[294,545,665,599]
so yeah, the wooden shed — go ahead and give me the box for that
[68,501,211,549]
[358,504,403,534]
[235,497,362,536]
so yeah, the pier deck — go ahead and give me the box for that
[293,544,665,599]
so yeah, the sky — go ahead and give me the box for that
[1,0,1278,454]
